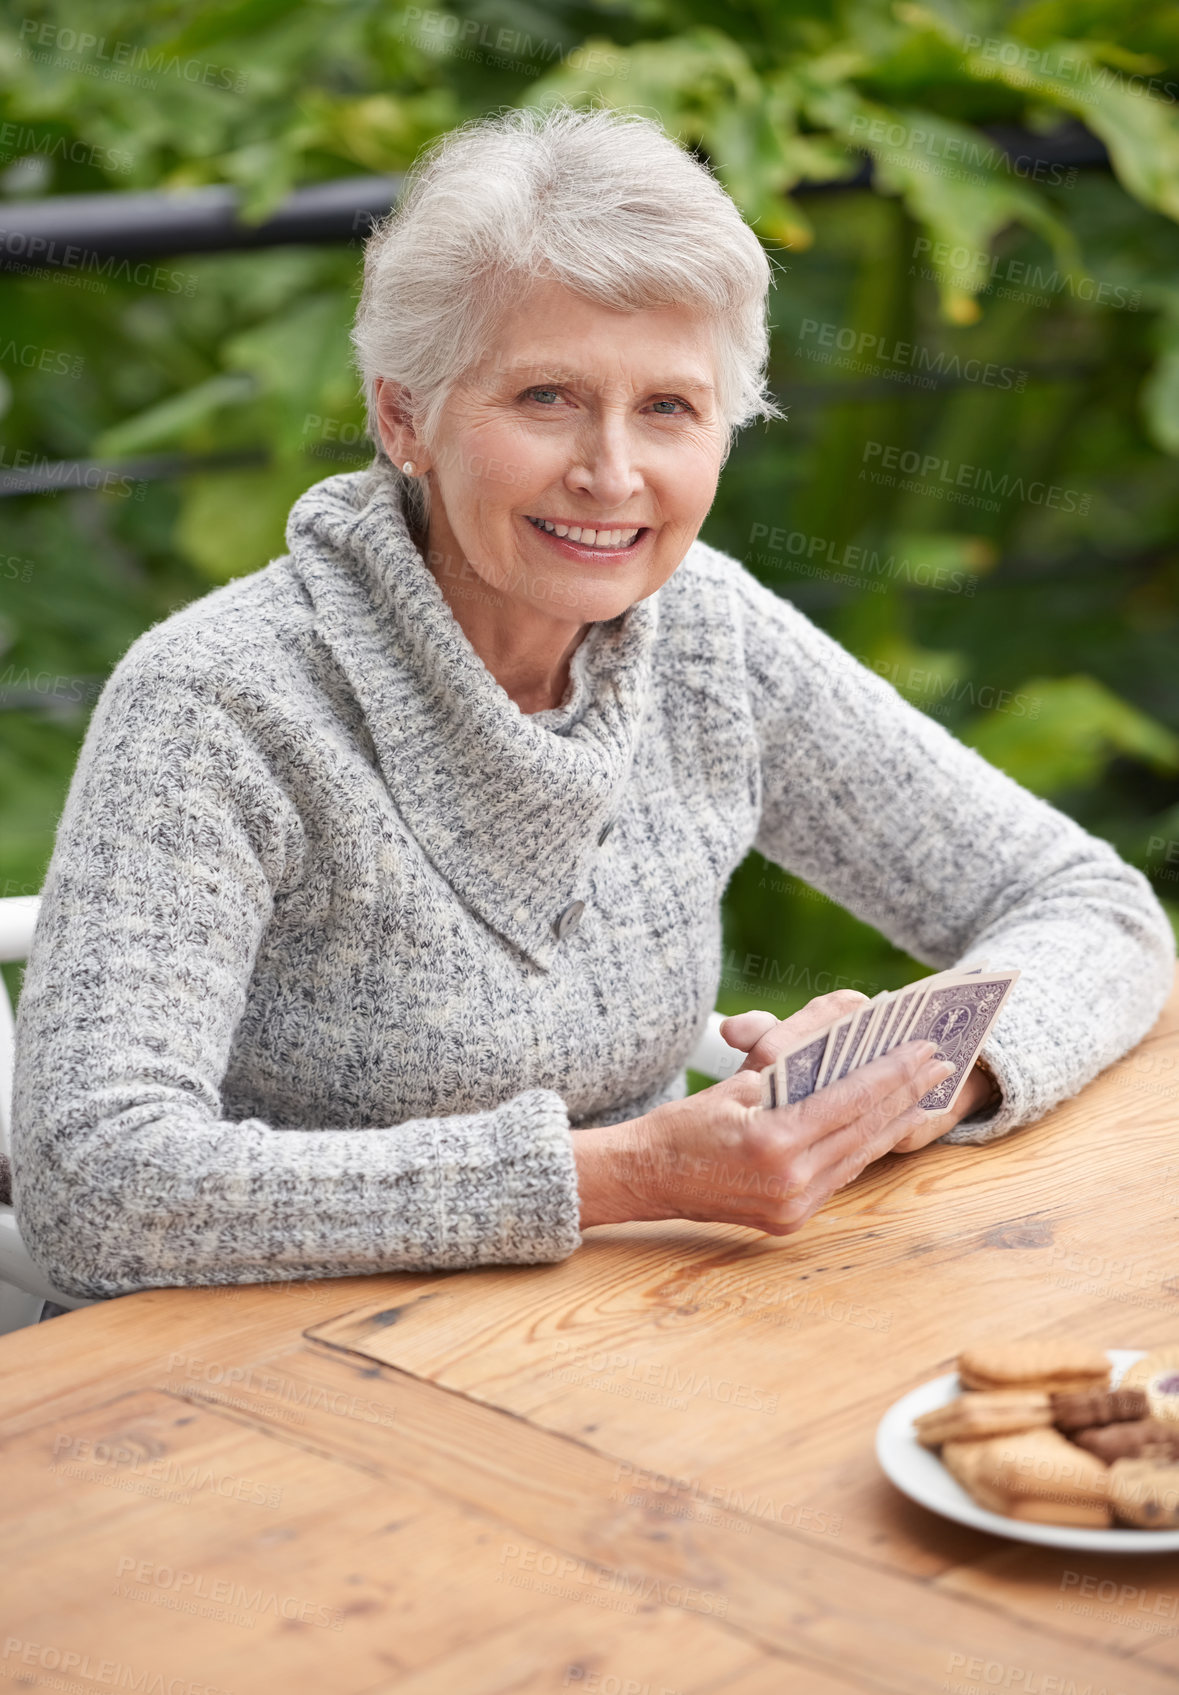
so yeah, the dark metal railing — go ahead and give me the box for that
[0,174,403,268]
[0,122,1109,267]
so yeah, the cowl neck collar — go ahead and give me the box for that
[284,467,660,970]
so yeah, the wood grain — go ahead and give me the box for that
[0,1385,780,1695]
[935,1540,1179,1660]
[128,1336,1179,1695]
[293,1002,1179,1580]
[380,1618,867,1695]
[1,970,1175,1688]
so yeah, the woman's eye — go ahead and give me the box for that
[650,397,691,415]
[524,387,561,405]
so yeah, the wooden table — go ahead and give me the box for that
[3,972,1179,1694]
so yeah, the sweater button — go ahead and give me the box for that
[555,900,585,940]
[597,820,615,845]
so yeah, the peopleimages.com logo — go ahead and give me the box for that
[17,20,248,91]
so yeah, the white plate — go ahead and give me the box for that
[876,1348,1179,1551]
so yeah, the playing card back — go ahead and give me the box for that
[905,971,1019,1112]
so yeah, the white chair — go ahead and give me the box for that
[0,893,743,1336]
[0,895,95,1331]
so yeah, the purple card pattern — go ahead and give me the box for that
[780,1030,830,1104]
[817,1014,855,1088]
[758,966,1015,1111]
[877,967,988,1060]
[883,965,976,1051]
[874,991,914,1053]
[882,985,927,1052]
[832,1001,879,1081]
[856,998,897,1068]
[906,973,1018,1112]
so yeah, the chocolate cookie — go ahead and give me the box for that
[1050,1386,1149,1432]
[1073,1418,1179,1463]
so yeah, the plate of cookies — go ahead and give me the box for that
[876,1342,1179,1549]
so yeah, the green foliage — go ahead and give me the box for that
[2,0,1178,1018]
[963,674,1179,794]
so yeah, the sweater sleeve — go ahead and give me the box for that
[726,557,1176,1145]
[11,660,582,1301]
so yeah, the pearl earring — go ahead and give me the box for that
[401,460,416,476]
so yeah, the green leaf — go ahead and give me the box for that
[963,676,1179,795]
[1142,344,1179,453]
[292,89,462,175]
[216,139,301,224]
[94,373,257,458]
[174,459,330,584]
[1141,292,1179,454]
[164,0,298,55]
[854,633,967,702]
[812,97,1081,318]
[887,531,998,582]
[950,31,1179,223]
[223,293,359,455]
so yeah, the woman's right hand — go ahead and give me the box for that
[574,1039,955,1236]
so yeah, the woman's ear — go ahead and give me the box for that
[373,378,431,473]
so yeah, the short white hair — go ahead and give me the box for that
[352,104,780,526]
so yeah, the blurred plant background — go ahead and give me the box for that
[1,0,1178,1034]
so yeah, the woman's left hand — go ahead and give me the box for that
[720,991,868,1079]
[719,996,999,1152]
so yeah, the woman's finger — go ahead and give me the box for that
[645,1043,951,1236]
[889,1112,956,1153]
[769,1038,939,1146]
[808,1078,953,1199]
[779,1050,954,1204]
[726,988,870,1074]
[717,1009,777,1053]
[751,1095,938,1237]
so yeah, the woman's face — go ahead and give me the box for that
[403,279,728,629]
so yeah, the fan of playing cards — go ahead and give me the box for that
[760,963,1020,1115]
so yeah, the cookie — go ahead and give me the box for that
[941,1436,995,1495]
[1119,1348,1179,1427]
[945,1435,1105,1523]
[942,1428,1112,1527]
[958,1342,1107,1395]
[1000,1495,1112,1527]
[957,1341,1109,1395]
[1050,1386,1149,1431]
[914,1392,1051,1449]
[1109,1459,1179,1528]
[982,1427,1110,1505]
[1074,1418,1179,1464]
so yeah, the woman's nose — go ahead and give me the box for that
[564,426,643,505]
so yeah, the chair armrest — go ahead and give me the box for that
[686,1011,745,1082]
[0,895,41,963]
[0,1205,93,1307]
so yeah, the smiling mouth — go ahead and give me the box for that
[524,515,645,550]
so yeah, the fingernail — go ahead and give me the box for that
[917,1040,938,1060]
[931,1060,955,1079]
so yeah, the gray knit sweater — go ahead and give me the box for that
[11,466,1174,1298]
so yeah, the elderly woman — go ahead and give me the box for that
[12,107,1173,1299]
